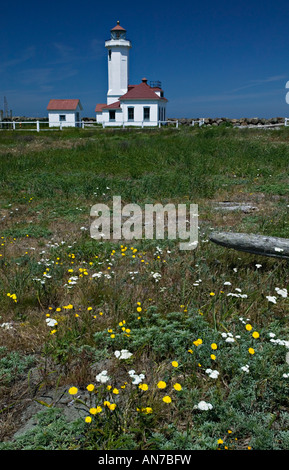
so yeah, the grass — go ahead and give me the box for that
[0,125,288,450]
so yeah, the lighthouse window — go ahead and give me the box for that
[128,107,134,121]
[109,110,116,121]
[143,107,150,121]
[108,49,111,60]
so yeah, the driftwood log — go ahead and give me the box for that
[209,232,289,260]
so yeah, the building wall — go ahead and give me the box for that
[48,106,82,127]
[96,101,167,127]
[121,101,160,126]
[101,109,124,126]
[106,41,131,104]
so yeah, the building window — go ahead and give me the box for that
[143,107,150,121]
[108,49,111,61]
[109,110,116,121]
[128,107,134,121]
[59,115,66,121]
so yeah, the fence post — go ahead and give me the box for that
[36,120,40,132]
[13,121,15,130]
[82,121,85,129]
[176,120,179,128]
[60,122,62,131]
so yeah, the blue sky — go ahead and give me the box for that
[1,0,289,118]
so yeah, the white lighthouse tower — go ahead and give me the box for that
[105,21,132,105]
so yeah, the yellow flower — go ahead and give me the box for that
[173,383,182,391]
[162,396,172,403]
[248,348,255,355]
[109,403,116,410]
[90,406,102,414]
[211,354,216,360]
[188,349,193,354]
[144,407,152,414]
[87,307,92,311]
[137,307,142,312]
[86,384,95,392]
[68,386,78,395]
[193,338,202,346]
[85,416,92,423]
[218,439,223,445]
[252,331,260,339]
[139,383,148,391]
[157,381,167,389]
[245,324,252,331]
[211,343,218,350]
[210,292,215,296]
[171,361,178,367]
[112,388,119,394]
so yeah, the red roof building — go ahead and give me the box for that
[47,99,83,128]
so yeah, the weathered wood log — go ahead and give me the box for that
[209,231,289,259]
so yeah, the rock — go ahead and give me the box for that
[209,231,289,259]
[214,202,258,213]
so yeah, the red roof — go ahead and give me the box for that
[95,103,107,112]
[47,99,82,110]
[102,101,121,109]
[111,21,126,31]
[120,81,167,101]
[95,101,121,112]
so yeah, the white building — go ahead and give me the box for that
[47,99,83,127]
[95,22,167,127]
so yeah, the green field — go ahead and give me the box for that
[0,125,288,450]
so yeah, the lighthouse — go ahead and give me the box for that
[95,22,167,126]
[105,21,132,105]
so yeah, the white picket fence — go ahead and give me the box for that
[0,120,182,131]
[0,118,207,132]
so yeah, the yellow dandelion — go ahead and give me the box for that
[157,381,167,389]
[248,348,255,355]
[173,383,182,391]
[245,324,253,331]
[211,343,218,350]
[85,416,92,423]
[193,338,202,346]
[162,396,172,403]
[171,361,178,368]
[252,331,260,339]
[68,386,78,395]
[86,384,95,392]
[139,383,148,391]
